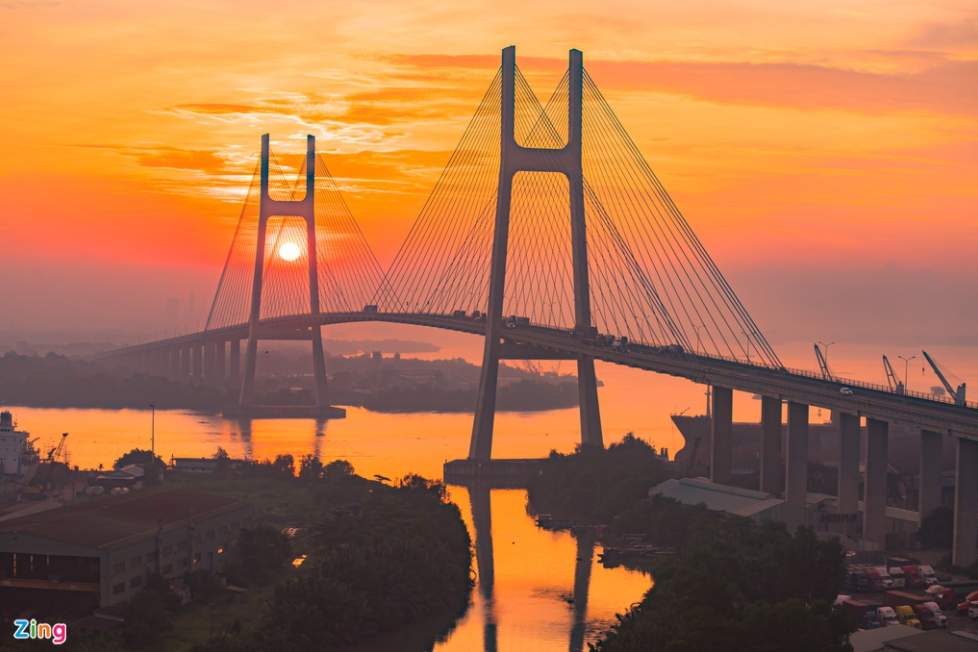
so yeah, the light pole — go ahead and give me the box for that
[818,341,835,368]
[149,403,156,458]
[741,330,752,363]
[898,355,916,393]
[694,325,706,356]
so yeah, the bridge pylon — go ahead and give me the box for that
[470,46,603,460]
[238,134,331,410]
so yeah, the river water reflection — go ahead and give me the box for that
[11,404,652,651]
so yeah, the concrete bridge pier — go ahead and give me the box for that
[837,412,860,516]
[760,395,782,495]
[168,346,180,380]
[953,436,978,567]
[215,340,226,389]
[863,418,888,547]
[785,402,809,508]
[179,345,190,381]
[203,341,216,387]
[191,343,203,384]
[919,429,942,525]
[229,339,240,391]
[710,386,733,485]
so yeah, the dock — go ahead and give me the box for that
[443,458,547,489]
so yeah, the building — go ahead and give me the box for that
[648,476,816,532]
[0,488,254,609]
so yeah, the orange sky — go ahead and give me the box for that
[1,0,976,341]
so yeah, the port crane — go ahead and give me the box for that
[883,356,904,394]
[45,432,68,464]
[814,343,833,380]
[922,350,967,405]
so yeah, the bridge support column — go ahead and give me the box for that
[311,328,330,407]
[863,418,888,548]
[710,386,732,485]
[919,429,942,525]
[192,343,203,384]
[168,347,180,380]
[239,134,333,413]
[760,395,782,495]
[215,340,226,388]
[953,436,978,567]
[471,46,601,459]
[837,412,860,516]
[203,341,217,387]
[180,345,191,381]
[229,339,240,392]
[785,402,809,508]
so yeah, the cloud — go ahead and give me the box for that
[385,53,978,117]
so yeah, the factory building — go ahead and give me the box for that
[0,488,254,609]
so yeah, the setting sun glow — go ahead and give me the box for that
[278,242,301,262]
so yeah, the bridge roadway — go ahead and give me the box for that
[99,310,978,564]
[100,310,978,438]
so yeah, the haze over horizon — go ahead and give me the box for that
[2,0,975,348]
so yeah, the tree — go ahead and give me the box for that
[324,459,354,481]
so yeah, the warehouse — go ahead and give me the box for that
[0,488,254,610]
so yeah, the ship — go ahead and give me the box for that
[0,410,40,484]
[671,404,953,477]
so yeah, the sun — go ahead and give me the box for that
[278,242,301,262]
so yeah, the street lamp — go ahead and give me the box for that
[694,325,706,356]
[898,355,916,393]
[818,341,835,368]
[741,330,752,362]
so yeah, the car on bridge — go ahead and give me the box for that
[840,387,854,396]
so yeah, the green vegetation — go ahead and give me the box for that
[595,508,851,652]
[186,472,471,652]
[526,436,852,652]
[526,433,667,522]
[97,457,468,651]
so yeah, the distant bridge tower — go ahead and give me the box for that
[470,46,603,459]
[238,134,330,409]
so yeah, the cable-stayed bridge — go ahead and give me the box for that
[95,47,978,564]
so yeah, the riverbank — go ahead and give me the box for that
[526,437,854,651]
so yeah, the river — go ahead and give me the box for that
[7,339,976,650]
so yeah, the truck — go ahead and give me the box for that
[362,304,378,313]
[877,606,899,627]
[918,565,939,585]
[911,604,938,630]
[894,605,921,629]
[888,566,906,588]
[883,590,928,609]
[920,601,948,628]
[902,565,925,589]
[847,568,870,593]
[864,568,883,591]
[452,310,467,318]
[842,600,881,629]
[873,566,895,589]
[924,586,956,610]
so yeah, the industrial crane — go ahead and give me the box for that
[814,343,833,380]
[922,350,967,405]
[882,356,904,395]
[46,432,68,464]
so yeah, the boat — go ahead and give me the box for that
[0,410,40,483]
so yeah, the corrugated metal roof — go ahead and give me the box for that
[649,477,783,516]
[0,488,251,552]
[884,630,978,652]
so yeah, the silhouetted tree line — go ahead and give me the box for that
[186,469,471,651]
[0,352,227,409]
[335,377,579,412]
[526,438,852,651]
[527,433,667,522]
